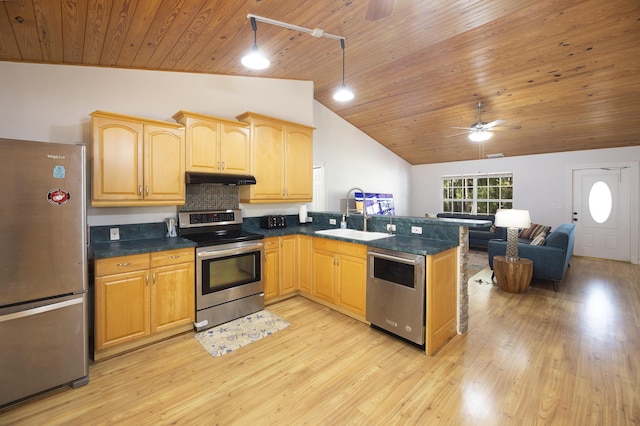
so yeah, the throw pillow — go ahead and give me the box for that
[530,234,546,246]
[519,224,551,240]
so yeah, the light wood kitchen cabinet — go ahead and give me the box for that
[94,248,194,360]
[426,247,458,355]
[235,112,313,203]
[172,110,250,174]
[311,238,367,318]
[263,238,280,301]
[263,236,298,302]
[297,235,313,295]
[91,111,185,207]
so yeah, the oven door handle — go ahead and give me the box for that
[370,252,417,265]
[197,244,263,258]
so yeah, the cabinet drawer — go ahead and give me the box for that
[150,248,195,268]
[338,241,367,259]
[95,253,150,277]
[313,237,338,252]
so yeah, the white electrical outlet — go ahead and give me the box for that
[109,228,120,241]
[411,226,422,234]
[329,218,337,225]
[386,224,396,232]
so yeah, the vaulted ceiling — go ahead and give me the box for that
[1,0,639,164]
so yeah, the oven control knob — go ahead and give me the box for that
[405,325,412,333]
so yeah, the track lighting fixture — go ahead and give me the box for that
[333,39,354,102]
[242,14,355,101]
[241,17,270,70]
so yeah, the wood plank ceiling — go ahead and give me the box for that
[0,0,638,165]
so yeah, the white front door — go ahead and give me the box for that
[572,166,631,261]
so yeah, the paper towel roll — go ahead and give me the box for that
[299,205,308,224]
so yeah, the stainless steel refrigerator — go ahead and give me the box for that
[0,138,89,407]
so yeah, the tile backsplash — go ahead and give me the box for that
[182,183,239,211]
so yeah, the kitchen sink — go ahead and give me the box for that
[314,228,393,241]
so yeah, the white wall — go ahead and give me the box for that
[0,62,412,223]
[312,102,412,215]
[410,146,640,262]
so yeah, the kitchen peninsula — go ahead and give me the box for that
[243,211,491,353]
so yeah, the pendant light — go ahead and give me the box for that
[333,38,354,102]
[241,17,270,70]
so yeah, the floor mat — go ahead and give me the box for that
[469,267,494,286]
[194,310,290,357]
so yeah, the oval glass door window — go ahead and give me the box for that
[588,181,612,224]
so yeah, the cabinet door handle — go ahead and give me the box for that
[145,186,149,196]
[168,255,180,259]
[152,273,156,284]
[221,161,225,170]
[217,161,221,170]
[138,185,142,196]
[116,262,131,267]
[145,274,149,286]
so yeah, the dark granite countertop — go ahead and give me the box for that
[90,212,470,259]
[90,237,196,259]
[242,223,458,256]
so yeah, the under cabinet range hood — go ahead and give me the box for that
[185,172,256,185]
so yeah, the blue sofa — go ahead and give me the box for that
[436,213,506,250]
[487,223,576,291]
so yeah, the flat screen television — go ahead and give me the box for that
[354,192,395,216]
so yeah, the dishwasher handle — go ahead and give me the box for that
[369,251,417,265]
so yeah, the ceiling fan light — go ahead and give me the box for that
[333,84,354,102]
[468,131,491,142]
[241,47,270,70]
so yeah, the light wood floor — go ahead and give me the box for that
[2,256,639,425]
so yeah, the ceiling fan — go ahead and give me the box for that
[366,0,396,21]
[451,102,509,142]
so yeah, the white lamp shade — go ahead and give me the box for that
[333,85,354,102]
[494,209,531,229]
[241,47,270,70]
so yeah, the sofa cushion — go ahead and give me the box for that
[530,234,546,246]
[519,224,551,240]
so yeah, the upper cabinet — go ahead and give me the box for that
[236,112,314,203]
[172,110,250,175]
[91,111,185,207]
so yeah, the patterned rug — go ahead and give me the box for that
[467,250,493,286]
[467,250,489,275]
[194,310,290,357]
[469,267,494,286]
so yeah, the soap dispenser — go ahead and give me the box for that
[340,215,347,229]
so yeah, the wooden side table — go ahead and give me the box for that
[493,256,533,294]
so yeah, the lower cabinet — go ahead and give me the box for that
[263,236,298,302]
[311,237,367,318]
[426,247,458,355]
[94,248,194,360]
[297,235,313,295]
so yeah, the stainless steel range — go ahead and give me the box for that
[177,209,264,332]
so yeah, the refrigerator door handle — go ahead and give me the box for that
[0,297,83,323]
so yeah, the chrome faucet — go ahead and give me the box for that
[345,187,367,232]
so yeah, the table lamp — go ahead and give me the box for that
[494,209,531,262]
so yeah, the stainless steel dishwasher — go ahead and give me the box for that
[366,247,426,346]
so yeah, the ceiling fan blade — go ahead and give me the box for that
[446,131,471,137]
[366,0,396,21]
[487,124,522,131]
[484,119,506,128]
[450,126,473,130]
